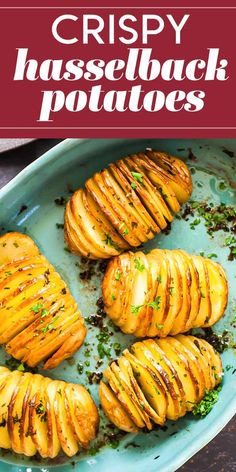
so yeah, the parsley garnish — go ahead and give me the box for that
[104,234,119,249]
[134,257,145,272]
[192,387,221,417]
[190,218,201,230]
[147,296,161,310]
[207,253,217,259]
[115,271,122,281]
[131,304,143,314]
[30,303,44,313]
[131,172,143,183]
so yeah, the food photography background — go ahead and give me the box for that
[0,138,236,472]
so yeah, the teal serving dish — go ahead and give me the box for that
[0,138,235,472]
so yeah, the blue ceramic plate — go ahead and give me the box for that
[0,138,236,472]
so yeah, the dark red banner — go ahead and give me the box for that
[0,1,235,137]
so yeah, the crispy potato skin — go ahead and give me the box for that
[99,335,222,432]
[102,249,228,337]
[64,151,192,259]
[0,232,86,369]
[0,366,99,458]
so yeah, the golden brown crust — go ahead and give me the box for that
[100,335,222,432]
[64,151,192,259]
[0,367,99,458]
[0,232,86,368]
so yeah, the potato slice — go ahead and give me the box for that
[117,159,161,235]
[53,381,79,457]
[0,371,23,449]
[7,372,31,454]
[21,373,43,457]
[0,274,62,343]
[66,383,98,447]
[192,256,212,327]
[43,319,86,370]
[102,252,131,322]
[99,381,138,433]
[157,338,197,408]
[109,162,158,237]
[147,151,192,203]
[188,337,215,390]
[204,260,228,326]
[125,345,168,421]
[87,174,140,246]
[139,340,185,419]
[29,376,50,458]
[147,251,171,337]
[101,168,149,243]
[0,233,39,266]
[197,339,222,387]
[118,356,163,425]
[126,164,169,230]
[124,252,151,336]
[135,153,180,215]
[44,379,61,458]
[72,189,114,258]
[110,361,153,429]
[178,250,201,330]
[176,335,210,391]
[84,189,129,253]
[167,337,205,403]
[158,250,182,335]
[170,250,191,334]
[103,364,146,428]
[7,304,78,360]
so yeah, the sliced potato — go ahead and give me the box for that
[100,334,222,432]
[0,367,98,458]
[0,232,86,369]
[102,248,227,337]
[65,150,192,259]
[99,381,138,433]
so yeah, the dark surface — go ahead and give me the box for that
[0,139,235,472]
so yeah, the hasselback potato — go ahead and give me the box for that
[0,232,86,369]
[102,249,228,337]
[64,150,192,259]
[99,335,222,432]
[0,366,99,457]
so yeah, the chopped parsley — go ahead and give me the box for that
[123,228,129,235]
[207,253,217,259]
[30,303,44,313]
[113,342,121,355]
[190,218,201,230]
[134,257,145,272]
[111,293,116,301]
[156,324,164,329]
[131,304,143,314]
[97,343,111,359]
[40,315,59,333]
[131,172,143,183]
[225,236,236,246]
[131,182,137,190]
[104,234,119,249]
[77,363,84,374]
[192,387,221,417]
[115,271,122,281]
[147,296,161,310]
[156,275,162,283]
